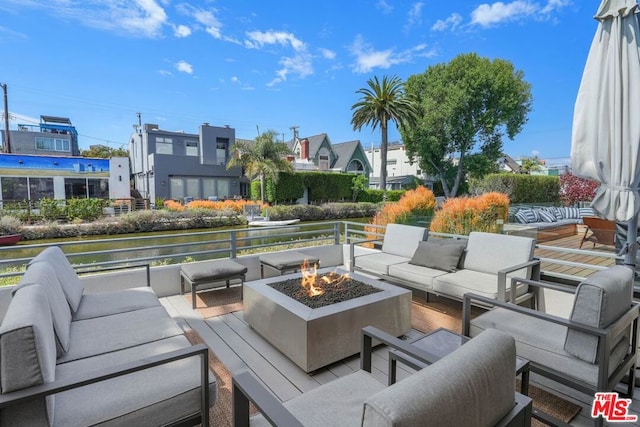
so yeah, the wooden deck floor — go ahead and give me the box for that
[161,290,640,427]
[535,225,618,280]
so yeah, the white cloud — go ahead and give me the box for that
[470,1,538,27]
[432,13,463,31]
[405,2,424,32]
[158,69,172,76]
[245,30,305,51]
[349,34,432,74]
[4,0,169,38]
[176,60,193,74]
[540,0,571,14]
[319,48,336,60]
[176,4,223,39]
[174,24,191,38]
[376,0,393,14]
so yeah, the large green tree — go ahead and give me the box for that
[401,53,532,197]
[227,130,294,203]
[81,145,129,158]
[351,75,418,195]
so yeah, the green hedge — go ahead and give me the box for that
[474,174,560,204]
[253,172,361,203]
[356,189,405,203]
[266,202,378,221]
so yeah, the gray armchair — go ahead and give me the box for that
[463,265,639,426]
[233,327,532,427]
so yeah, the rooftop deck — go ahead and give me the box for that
[1,221,636,426]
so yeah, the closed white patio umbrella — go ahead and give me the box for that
[571,0,640,267]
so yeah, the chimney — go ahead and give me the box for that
[300,138,309,160]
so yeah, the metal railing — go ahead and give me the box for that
[0,220,623,285]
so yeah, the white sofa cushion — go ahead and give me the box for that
[564,266,633,363]
[356,253,410,276]
[250,370,385,427]
[16,262,72,356]
[73,287,161,321]
[433,269,529,301]
[463,232,535,279]
[387,262,446,292]
[29,246,84,312]
[54,335,217,427]
[0,284,56,426]
[363,329,516,426]
[381,223,428,258]
[58,306,183,364]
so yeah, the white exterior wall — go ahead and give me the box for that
[109,157,130,199]
[365,144,423,179]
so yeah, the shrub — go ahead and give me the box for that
[65,198,108,221]
[186,199,269,214]
[370,186,436,227]
[0,216,21,235]
[559,173,598,206]
[164,200,185,211]
[429,192,509,235]
[40,198,65,220]
[356,189,405,203]
[471,174,559,204]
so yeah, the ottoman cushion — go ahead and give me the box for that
[181,260,247,283]
[259,251,319,270]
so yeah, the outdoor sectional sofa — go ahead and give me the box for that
[350,224,540,304]
[0,246,215,427]
[510,206,595,242]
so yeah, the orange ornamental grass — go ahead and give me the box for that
[371,186,436,227]
[186,199,269,214]
[429,192,509,235]
[164,200,186,212]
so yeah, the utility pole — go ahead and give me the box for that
[1,83,10,153]
[289,125,299,142]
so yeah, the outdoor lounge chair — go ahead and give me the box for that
[463,265,639,426]
[232,327,532,427]
[579,216,616,249]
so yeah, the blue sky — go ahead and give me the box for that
[0,1,599,163]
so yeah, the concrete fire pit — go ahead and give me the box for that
[243,269,411,372]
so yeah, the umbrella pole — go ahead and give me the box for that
[624,216,639,270]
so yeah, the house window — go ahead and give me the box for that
[185,140,198,157]
[347,159,364,173]
[88,179,109,198]
[64,178,87,198]
[1,177,28,201]
[186,178,200,199]
[29,178,54,200]
[387,159,397,165]
[216,139,228,165]
[319,155,329,171]
[169,177,184,199]
[156,137,173,155]
[35,137,70,152]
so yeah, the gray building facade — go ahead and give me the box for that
[1,116,80,156]
[129,123,241,203]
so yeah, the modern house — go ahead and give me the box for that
[1,115,80,156]
[364,142,437,190]
[0,115,129,202]
[129,123,242,203]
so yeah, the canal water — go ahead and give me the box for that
[0,218,371,270]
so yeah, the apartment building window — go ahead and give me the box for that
[156,137,173,155]
[35,137,70,152]
[387,159,397,165]
[185,140,198,156]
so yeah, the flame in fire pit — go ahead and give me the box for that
[300,259,351,297]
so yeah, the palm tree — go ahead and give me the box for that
[227,130,294,203]
[351,75,418,196]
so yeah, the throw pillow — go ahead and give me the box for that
[538,210,557,223]
[409,240,466,272]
